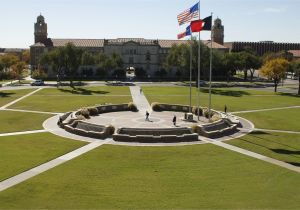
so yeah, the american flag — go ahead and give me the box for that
[177,2,200,26]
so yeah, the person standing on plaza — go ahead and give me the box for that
[173,115,177,126]
[146,111,150,121]
[224,105,227,114]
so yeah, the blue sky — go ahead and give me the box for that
[0,0,299,48]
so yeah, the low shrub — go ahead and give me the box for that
[76,115,86,121]
[151,102,162,111]
[106,125,115,135]
[88,107,98,116]
[192,106,203,116]
[191,125,199,133]
[211,114,221,122]
[77,108,90,119]
[203,108,212,119]
[128,102,138,112]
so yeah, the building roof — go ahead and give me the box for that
[52,39,105,48]
[39,38,227,49]
[289,50,300,58]
[158,39,228,49]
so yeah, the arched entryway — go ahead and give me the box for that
[126,67,136,80]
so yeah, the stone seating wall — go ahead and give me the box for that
[196,119,238,138]
[117,127,193,136]
[96,104,130,114]
[64,120,109,139]
[113,133,199,143]
[153,103,191,112]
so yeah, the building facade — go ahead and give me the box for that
[212,18,224,45]
[30,15,228,78]
[224,41,300,56]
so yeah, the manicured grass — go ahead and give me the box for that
[228,131,300,166]
[0,88,35,107]
[143,87,300,112]
[9,87,132,112]
[237,108,300,132]
[0,144,299,209]
[0,111,52,133]
[0,132,86,181]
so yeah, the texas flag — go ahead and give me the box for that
[177,25,192,39]
[191,16,212,32]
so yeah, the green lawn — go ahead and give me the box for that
[9,87,133,112]
[0,88,35,107]
[0,132,86,181]
[0,111,52,133]
[228,131,300,166]
[143,87,300,112]
[0,144,299,209]
[237,108,300,132]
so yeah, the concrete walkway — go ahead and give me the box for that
[232,105,300,114]
[3,108,61,115]
[0,139,112,192]
[0,88,43,109]
[130,86,152,115]
[0,130,47,137]
[203,138,300,173]
[254,128,300,134]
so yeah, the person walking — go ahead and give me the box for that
[140,87,143,94]
[224,105,227,114]
[173,115,177,126]
[145,111,150,121]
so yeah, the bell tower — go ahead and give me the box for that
[212,18,224,45]
[34,14,48,44]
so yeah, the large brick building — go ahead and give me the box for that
[30,15,228,78]
[224,41,300,56]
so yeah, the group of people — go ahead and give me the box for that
[145,111,177,126]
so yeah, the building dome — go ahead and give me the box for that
[37,14,45,23]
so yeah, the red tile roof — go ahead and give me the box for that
[47,38,227,49]
[52,39,105,47]
[289,50,300,58]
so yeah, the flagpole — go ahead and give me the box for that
[189,37,192,114]
[208,12,213,122]
[197,0,201,121]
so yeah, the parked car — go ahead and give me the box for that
[31,80,44,86]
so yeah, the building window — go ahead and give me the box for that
[129,57,134,64]
[146,51,151,61]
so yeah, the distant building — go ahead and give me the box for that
[0,48,27,57]
[224,41,300,56]
[212,18,224,45]
[30,15,228,78]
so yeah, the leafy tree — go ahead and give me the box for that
[291,60,300,95]
[260,58,289,92]
[222,52,243,82]
[240,51,262,81]
[81,51,95,66]
[135,67,147,79]
[1,54,19,71]
[165,40,212,81]
[11,61,26,82]
[31,69,48,80]
[40,47,66,87]
[21,50,30,65]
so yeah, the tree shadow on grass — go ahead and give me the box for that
[200,89,250,97]
[0,92,15,98]
[58,88,109,95]
[287,162,300,167]
[237,132,300,165]
[277,92,300,98]
[270,149,300,155]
